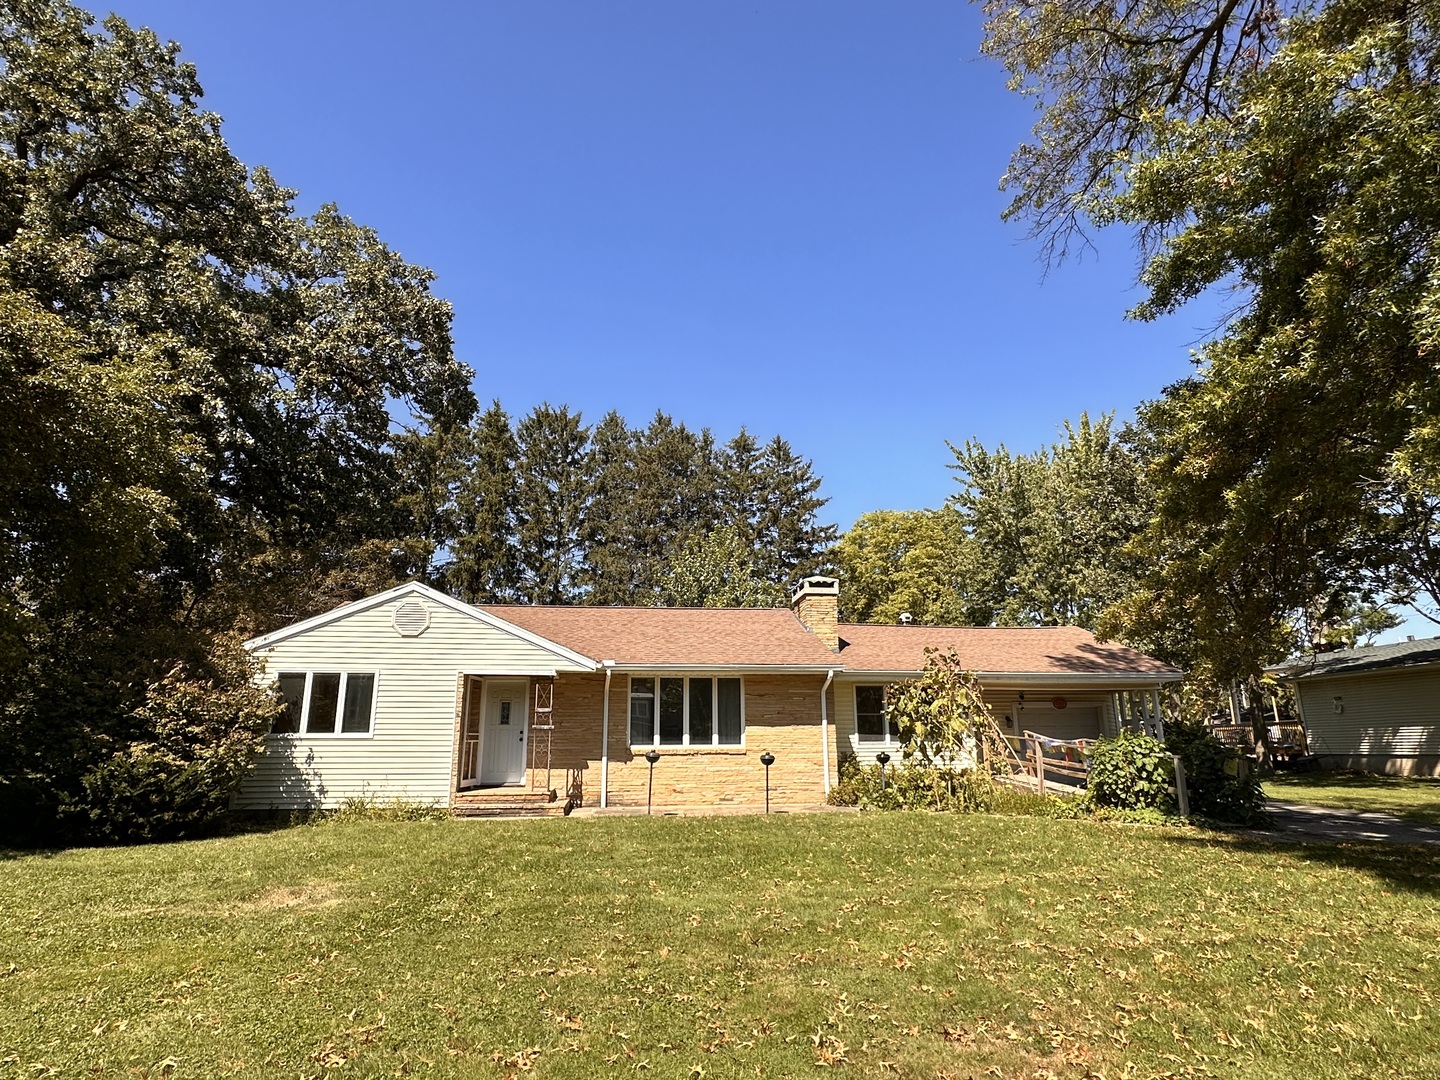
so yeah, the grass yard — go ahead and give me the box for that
[1265,772,1440,826]
[2,814,1438,1080]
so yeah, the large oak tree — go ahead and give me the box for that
[982,0,1440,680]
[0,0,475,842]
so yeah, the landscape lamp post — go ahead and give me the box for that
[759,751,775,814]
[645,749,660,815]
[876,751,891,796]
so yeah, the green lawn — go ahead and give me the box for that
[2,814,1438,1080]
[1265,772,1440,826]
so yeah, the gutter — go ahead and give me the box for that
[820,668,836,796]
[840,670,1183,686]
[599,660,615,808]
[614,663,842,674]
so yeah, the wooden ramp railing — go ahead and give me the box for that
[989,731,1093,794]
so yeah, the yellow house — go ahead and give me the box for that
[238,577,1181,815]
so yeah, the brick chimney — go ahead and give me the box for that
[789,575,840,652]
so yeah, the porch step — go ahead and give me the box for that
[451,788,567,819]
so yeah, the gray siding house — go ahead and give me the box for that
[1272,637,1440,776]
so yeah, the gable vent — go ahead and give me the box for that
[392,600,431,637]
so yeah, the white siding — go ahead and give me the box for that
[981,689,1113,742]
[236,595,591,809]
[1298,667,1440,776]
[833,678,901,763]
[832,677,1116,762]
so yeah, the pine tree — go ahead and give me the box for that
[755,436,838,585]
[580,411,640,605]
[447,401,521,603]
[514,403,591,604]
[719,427,765,545]
[627,413,720,602]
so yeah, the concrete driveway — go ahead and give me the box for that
[1263,800,1440,846]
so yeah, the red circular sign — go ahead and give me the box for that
[1051,697,1068,710]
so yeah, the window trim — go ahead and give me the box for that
[628,674,745,749]
[268,670,380,739]
[854,683,899,746]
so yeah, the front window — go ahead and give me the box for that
[271,672,377,736]
[630,678,655,744]
[855,684,898,743]
[630,676,744,747]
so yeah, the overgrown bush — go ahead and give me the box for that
[1165,716,1268,825]
[66,638,279,845]
[828,752,1080,817]
[1086,730,1176,813]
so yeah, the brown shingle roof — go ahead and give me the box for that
[478,605,840,667]
[836,623,1181,678]
[477,604,1179,678]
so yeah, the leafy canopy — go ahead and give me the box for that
[982,0,1440,678]
[0,0,474,843]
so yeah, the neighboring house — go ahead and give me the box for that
[236,576,1181,813]
[1270,637,1440,776]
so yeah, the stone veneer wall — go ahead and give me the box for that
[524,672,840,809]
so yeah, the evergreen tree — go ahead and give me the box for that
[514,404,591,604]
[448,401,522,603]
[755,436,838,585]
[627,412,720,598]
[581,412,719,604]
[718,427,766,545]
[579,411,639,604]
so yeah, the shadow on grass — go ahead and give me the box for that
[0,846,60,862]
[0,809,316,860]
[1267,770,1440,792]
[1158,828,1440,894]
[204,808,322,839]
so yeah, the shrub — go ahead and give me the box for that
[68,637,279,845]
[829,751,1082,817]
[1165,716,1268,825]
[1086,730,1176,813]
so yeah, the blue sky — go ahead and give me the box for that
[113,0,1223,531]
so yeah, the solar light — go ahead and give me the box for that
[876,751,891,796]
[759,751,775,814]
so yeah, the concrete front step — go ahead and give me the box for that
[452,803,568,819]
[451,787,565,819]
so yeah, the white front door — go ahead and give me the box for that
[479,679,528,785]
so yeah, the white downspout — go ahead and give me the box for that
[600,661,615,808]
[820,668,836,796]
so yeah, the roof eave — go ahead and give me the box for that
[1279,658,1440,682]
[838,669,1182,685]
[610,663,841,674]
